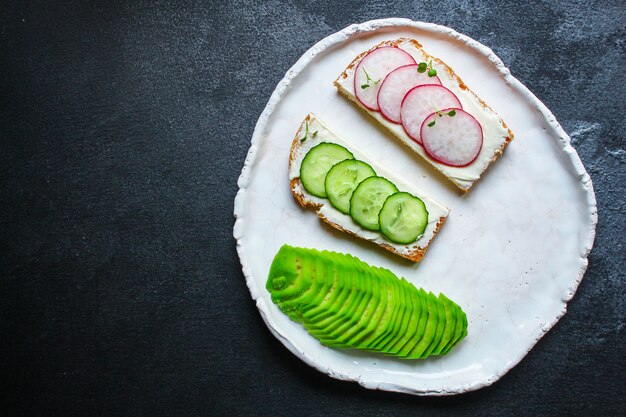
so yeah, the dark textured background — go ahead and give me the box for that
[1,1,624,416]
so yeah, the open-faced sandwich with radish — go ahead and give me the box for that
[334,38,514,192]
[289,113,449,262]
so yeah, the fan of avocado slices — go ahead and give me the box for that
[266,245,468,359]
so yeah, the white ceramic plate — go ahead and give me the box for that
[233,19,597,395]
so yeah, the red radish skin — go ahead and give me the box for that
[420,108,483,167]
[377,65,441,123]
[400,85,462,144]
[354,47,415,111]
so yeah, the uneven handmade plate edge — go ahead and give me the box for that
[232,18,598,396]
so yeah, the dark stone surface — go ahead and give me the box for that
[1,1,624,415]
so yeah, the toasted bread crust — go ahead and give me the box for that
[288,114,446,263]
[334,38,514,192]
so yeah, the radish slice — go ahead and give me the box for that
[377,65,441,123]
[400,85,462,144]
[420,108,483,167]
[354,47,415,111]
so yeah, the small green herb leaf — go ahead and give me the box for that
[447,110,456,117]
[417,62,427,73]
[300,121,310,142]
[427,120,436,127]
[361,68,381,89]
[312,130,318,137]
[425,60,437,77]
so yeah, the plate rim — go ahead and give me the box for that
[233,18,598,395]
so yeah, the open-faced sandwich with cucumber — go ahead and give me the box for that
[289,113,449,262]
[334,38,514,192]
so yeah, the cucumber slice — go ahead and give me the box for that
[350,177,399,231]
[324,160,376,214]
[300,143,354,198]
[379,192,429,244]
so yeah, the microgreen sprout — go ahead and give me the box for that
[300,121,318,142]
[417,60,437,77]
[427,109,457,127]
[360,68,381,89]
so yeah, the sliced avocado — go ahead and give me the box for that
[336,257,387,347]
[301,252,349,328]
[298,251,335,317]
[305,253,367,344]
[267,246,470,359]
[432,293,457,355]
[379,277,412,354]
[267,246,306,300]
[302,252,347,323]
[271,249,319,318]
[420,291,446,358]
[461,312,468,338]
[350,267,392,348]
[324,256,377,344]
[377,275,411,351]
[364,268,402,350]
[442,306,468,354]
[312,253,366,347]
[354,266,393,349]
[396,282,428,357]
[440,302,464,355]
[338,268,386,346]
[405,289,437,359]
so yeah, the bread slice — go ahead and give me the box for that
[289,113,449,262]
[334,38,514,192]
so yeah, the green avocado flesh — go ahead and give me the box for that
[266,245,468,359]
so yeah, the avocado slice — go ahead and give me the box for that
[405,289,438,359]
[420,291,446,358]
[339,269,387,346]
[439,302,463,355]
[302,252,348,323]
[267,246,308,301]
[324,255,378,344]
[441,304,468,354]
[396,283,429,357]
[305,253,368,345]
[352,267,393,348]
[365,268,403,350]
[377,276,412,352]
[314,253,368,347]
[301,252,350,328]
[379,277,413,354]
[431,293,457,355]
[271,248,320,318]
[298,250,336,318]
